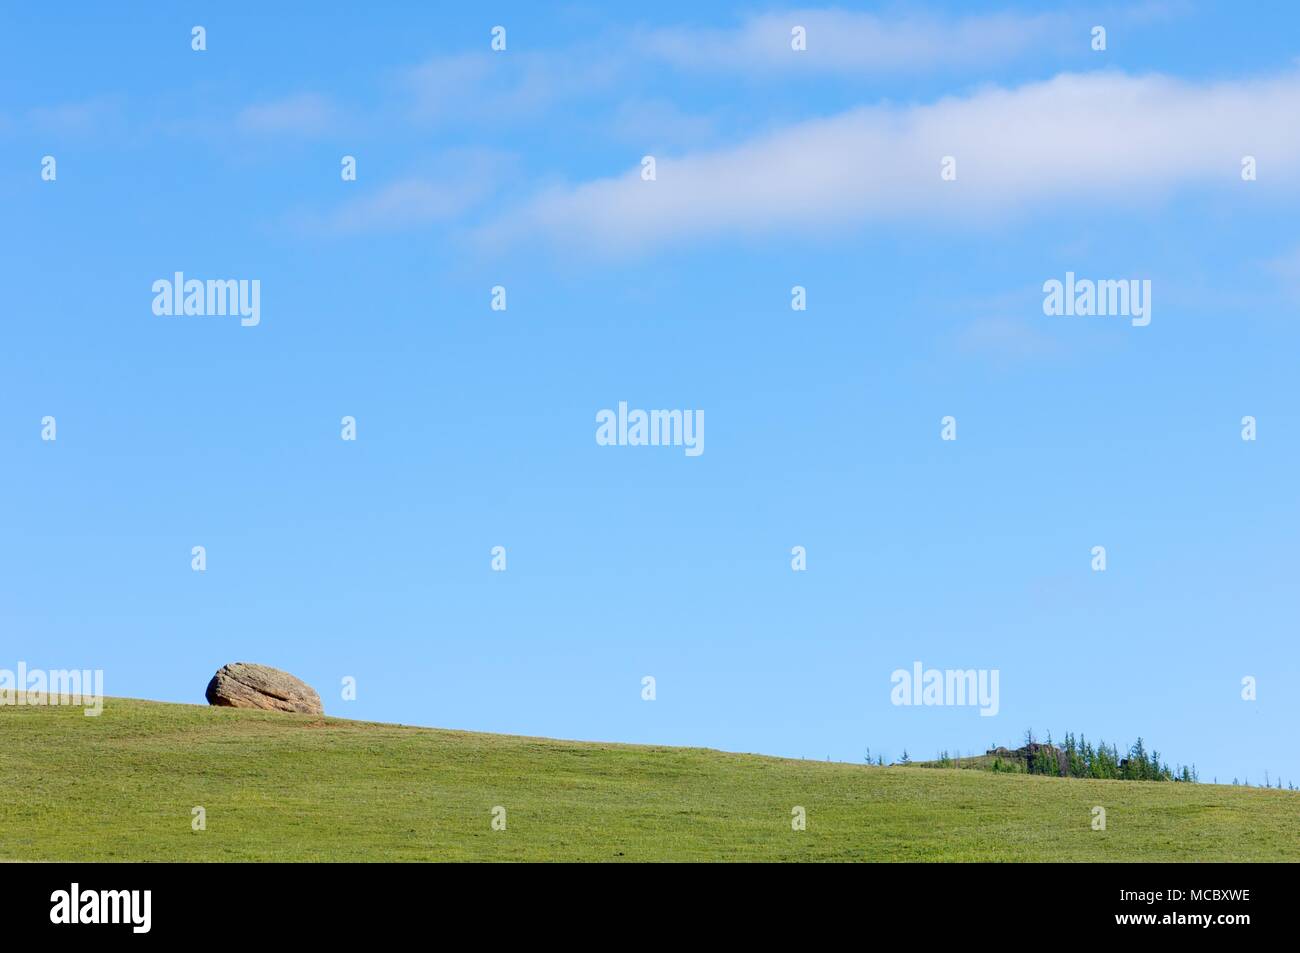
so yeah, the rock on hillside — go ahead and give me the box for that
[987,743,1068,775]
[205,663,323,715]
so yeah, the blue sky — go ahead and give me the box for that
[3,2,1298,786]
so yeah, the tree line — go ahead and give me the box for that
[872,732,1295,789]
[996,730,1197,782]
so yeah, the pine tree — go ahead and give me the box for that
[1065,732,1083,778]
[1034,742,1057,777]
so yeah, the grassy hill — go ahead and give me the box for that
[2,698,1297,861]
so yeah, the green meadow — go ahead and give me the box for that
[2,698,1296,862]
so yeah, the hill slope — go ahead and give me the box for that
[1,699,1296,861]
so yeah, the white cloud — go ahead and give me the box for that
[487,70,1300,251]
[27,96,125,136]
[400,8,1082,126]
[956,316,1063,361]
[237,93,337,135]
[608,99,718,149]
[1265,244,1300,300]
[403,51,618,121]
[640,8,1069,75]
[300,149,515,235]
[325,178,474,232]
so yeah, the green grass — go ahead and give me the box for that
[2,698,1297,861]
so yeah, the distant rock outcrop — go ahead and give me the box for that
[205,663,323,715]
[987,743,1068,775]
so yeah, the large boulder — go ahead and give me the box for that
[205,663,323,715]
